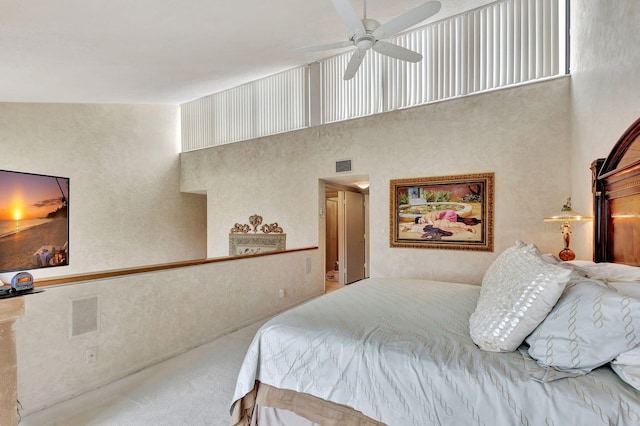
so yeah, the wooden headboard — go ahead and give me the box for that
[592,117,640,265]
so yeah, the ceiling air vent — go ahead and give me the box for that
[336,160,352,173]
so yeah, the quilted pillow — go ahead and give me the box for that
[526,279,640,372]
[469,241,572,352]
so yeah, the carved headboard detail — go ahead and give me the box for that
[592,117,640,265]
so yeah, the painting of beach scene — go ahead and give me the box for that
[0,170,69,273]
[390,173,494,252]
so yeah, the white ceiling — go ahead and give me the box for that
[1,0,493,105]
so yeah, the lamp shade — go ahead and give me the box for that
[543,210,592,222]
[544,198,592,222]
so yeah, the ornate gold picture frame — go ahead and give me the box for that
[390,173,494,251]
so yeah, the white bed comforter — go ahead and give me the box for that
[231,278,640,425]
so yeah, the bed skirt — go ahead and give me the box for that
[231,381,384,426]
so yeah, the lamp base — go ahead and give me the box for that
[558,248,575,261]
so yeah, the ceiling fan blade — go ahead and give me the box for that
[293,40,354,54]
[373,1,441,39]
[344,49,367,80]
[373,41,423,62]
[330,0,365,34]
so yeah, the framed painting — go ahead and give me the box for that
[0,169,69,273]
[390,173,494,251]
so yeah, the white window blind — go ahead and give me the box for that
[383,0,565,112]
[181,67,306,151]
[255,67,307,138]
[181,0,567,152]
[321,51,384,124]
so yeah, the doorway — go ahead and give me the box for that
[323,182,369,287]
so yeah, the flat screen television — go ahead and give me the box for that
[0,169,69,273]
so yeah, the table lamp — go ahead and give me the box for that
[544,197,592,261]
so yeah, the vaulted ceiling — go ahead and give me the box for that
[1,0,492,105]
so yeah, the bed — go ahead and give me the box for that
[230,117,640,425]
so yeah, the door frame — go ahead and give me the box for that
[321,179,370,287]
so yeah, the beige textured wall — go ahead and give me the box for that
[0,103,211,415]
[0,103,207,281]
[0,297,24,426]
[569,0,640,257]
[182,77,573,284]
[16,249,323,413]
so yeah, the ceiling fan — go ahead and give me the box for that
[295,0,442,80]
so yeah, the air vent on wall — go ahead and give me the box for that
[336,160,352,173]
[71,296,99,337]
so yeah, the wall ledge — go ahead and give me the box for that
[34,246,319,288]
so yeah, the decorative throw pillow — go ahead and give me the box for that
[526,279,640,372]
[469,241,572,352]
[543,256,589,277]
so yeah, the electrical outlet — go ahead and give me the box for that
[305,257,311,274]
[86,346,98,365]
[279,289,285,299]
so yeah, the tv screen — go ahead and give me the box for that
[0,169,69,273]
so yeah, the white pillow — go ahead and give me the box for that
[566,261,640,282]
[607,281,640,299]
[563,260,597,268]
[611,343,640,391]
[541,256,592,278]
[469,241,572,352]
[610,364,640,391]
[526,279,640,372]
[614,343,640,365]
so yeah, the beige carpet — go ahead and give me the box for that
[21,319,267,426]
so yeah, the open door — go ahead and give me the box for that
[325,197,339,274]
[340,191,365,284]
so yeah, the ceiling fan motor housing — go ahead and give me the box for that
[301,0,442,79]
[350,19,380,50]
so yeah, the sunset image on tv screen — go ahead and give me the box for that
[0,170,69,273]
